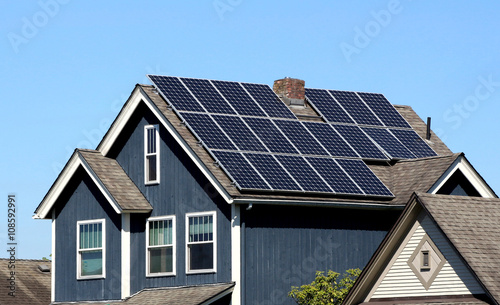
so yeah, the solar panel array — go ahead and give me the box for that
[149,75,438,197]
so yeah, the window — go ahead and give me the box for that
[145,125,160,184]
[421,250,431,270]
[146,216,175,276]
[77,219,105,279]
[186,212,216,273]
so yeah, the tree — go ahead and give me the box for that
[288,268,361,305]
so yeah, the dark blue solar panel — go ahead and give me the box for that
[180,113,236,150]
[333,125,388,160]
[329,90,383,126]
[336,159,393,196]
[243,117,298,154]
[180,78,236,115]
[390,129,437,158]
[275,155,332,193]
[211,80,267,117]
[241,83,296,119]
[273,120,329,156]
[212,115,267,152]
[357,92,411,128]
[244,153,301,191]
[362,127,416,159]
[305,88,354,124]
[306,157,363,195]
[212,151,270,190]
[303,122,359,158]
[148,75,205,112]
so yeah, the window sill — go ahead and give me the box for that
[145,181,160,186]
[186,269,216,275]
[146,272,176,278]
[77,275,105,280]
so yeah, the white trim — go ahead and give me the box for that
[76,218,106,280]
[231,198,404,210]
[146,215,176,277]
[121,213,131,298]
[51,209,56,302]
[429,155,496,198]
[144,124,160,185]
[199,285,235,305]
[185,211,217,274]
[231,204,241,305]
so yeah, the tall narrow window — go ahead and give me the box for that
[77,219,105,279]
[186,212,216,274]
[421,250,431,270]
[145,125,160,184]
[146,216,175,276]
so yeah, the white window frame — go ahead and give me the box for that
[144,124,160,185]
[186,211,217,274]
[77,219,106,280]
[146,215,176,277]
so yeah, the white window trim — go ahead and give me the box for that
[144,124,160,185]
[77,219,106,280]
[186,211,217,274]
[146,215,176,277]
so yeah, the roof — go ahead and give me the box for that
[417,193,500,303]
[53,282,234,305]
[0,259,51,305]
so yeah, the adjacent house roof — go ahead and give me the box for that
[0,259,51,305]
[343,193,500,305]
[53,282,234,305]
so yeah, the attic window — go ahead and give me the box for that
[145,125,160,185]
[421,250,430,270]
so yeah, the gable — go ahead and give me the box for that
[367,212,484,300]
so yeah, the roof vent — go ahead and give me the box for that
[38,264,50,272]
[273,77,305,106]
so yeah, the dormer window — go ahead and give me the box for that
[145,125,160,185]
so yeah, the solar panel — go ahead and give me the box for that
[244,153,301,191]
[275,155,332,193]
[180,112,237,150]
[306,157,363,195]
[303,122,359,158]
[180,78,236,115]
[211,80,267,117]
[357,92,411,128]
[305,88,354,124]
[241,83,296,119]
[329,90,383,126]
[333,125,388,160]
[390,129,437,158]
[273,120,329,156]
[211,151,270,190]
[243,117,298,154]
[362,127,416,159]
[335,159,393,196]
[148,75,205,112]
[211,115,267,152]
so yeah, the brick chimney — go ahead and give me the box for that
[273,77,305,106]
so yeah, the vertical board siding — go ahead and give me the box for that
[54,169,121,302]
[114,103,232,294]
[371,214,484,298]
[243,205,400,305]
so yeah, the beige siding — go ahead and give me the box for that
[371,215,484,298]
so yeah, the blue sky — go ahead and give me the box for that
[1,1,499,259]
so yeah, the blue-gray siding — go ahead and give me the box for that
[54,169,121,302]
[113,103,232,294]
[242,205,400,305]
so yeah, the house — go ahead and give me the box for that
[33,76,495,305]
[343,193,500,305]
[0,259,51,305]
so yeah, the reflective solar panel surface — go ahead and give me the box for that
[390,129,437,158]
[357,92,411,128]
[244,153,301,191]
[333,125,388,160]
[212,151,270,190]
[180,78,236,115]
[273,120,329,156]
[180,112,237,150]
[275,155,332,192]
[211,80,267,117]
[243,117,298,154]
[303,122,359,158]
[329,90,383,126]
[306,157,364,195]
[212,115,267,152]
[335,159,393,196]
[305,88,354,124]
[148,75,205,112]
[362,127,416,159]
[241,83,296,119]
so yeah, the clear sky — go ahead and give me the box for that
[1,1,499,259]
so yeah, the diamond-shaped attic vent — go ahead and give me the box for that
[407,233,446,290]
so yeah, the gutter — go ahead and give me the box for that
[232,198,404,210]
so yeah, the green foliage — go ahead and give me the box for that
[288,268,361,305]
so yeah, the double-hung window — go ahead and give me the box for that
[146,216,175,276]
[186,212,216,274]
[145,125,160,184]
[77,219,105,279]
